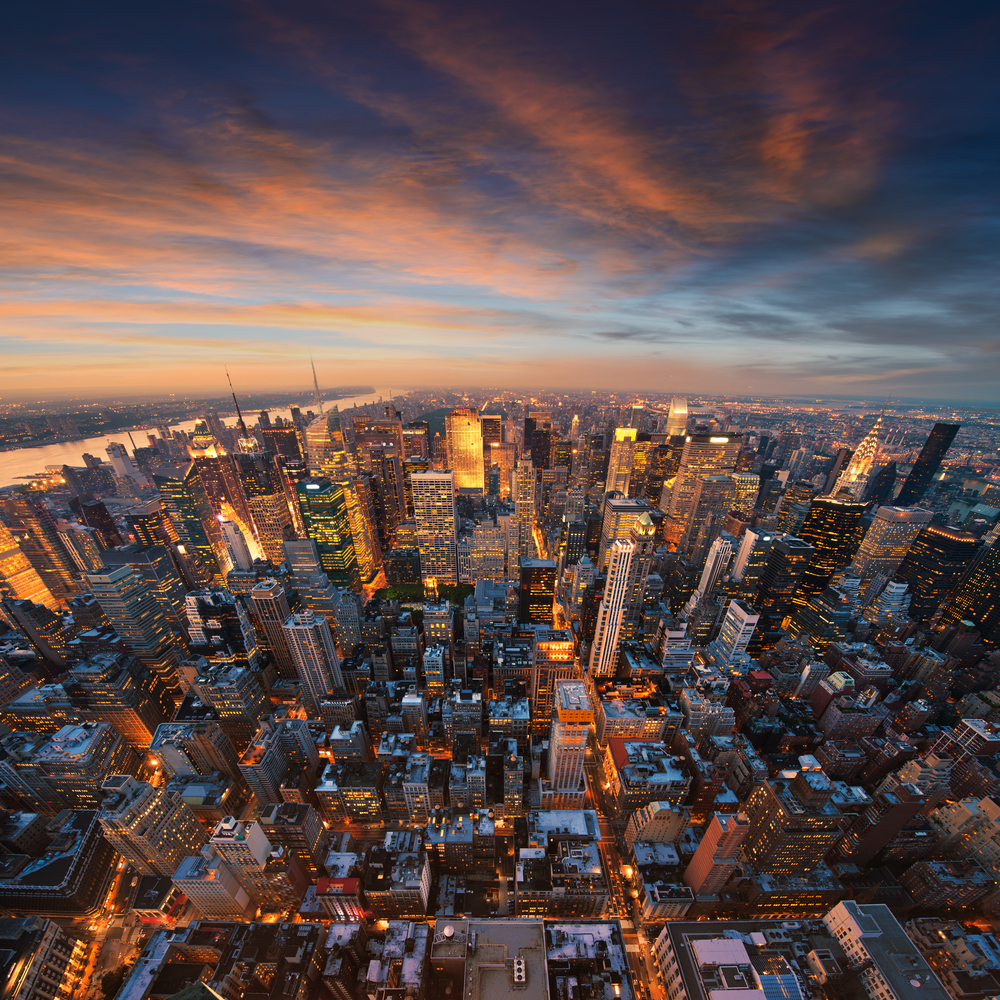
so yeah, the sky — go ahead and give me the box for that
[2,0,999,401]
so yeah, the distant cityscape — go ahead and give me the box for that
[1,386,1000,1000]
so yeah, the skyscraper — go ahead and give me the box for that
[186,590,260,669]
[797,496,866,594]
[665,397,688,437]
[518,559,556,625]
[249,579,296,676]
[305,408,353,480]
[220,520,254,571]
[606,427,638,495]
[896,422,961,505]
[894,524,981,622]
[513,459,536,561]
[661,432,743,527]
[678,473,735,564]
[0,520,57,610]
[411,470,458,584]
[741,766,844,874]
[282,609,343,714]
[233,450,293,565]
[541,680,592,809]
[597,494,651,571]
[86,566,184,699]
[833,410,884,497]
[754,535,816,623]
[683,812,749,896]
[3,493,77,605]
[153,462,226,584]
[730,472,760,519]
[445,408,484,493]
[589,539,633,677]
[850,505,933,585]
[345,474,382,584]
[99,775,208,875]
[297,478,360,592]
[938,539,1000,641]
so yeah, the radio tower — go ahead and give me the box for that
[311,357,324,415]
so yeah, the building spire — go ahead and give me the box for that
[311,356,324,415]
[225,367,253,452]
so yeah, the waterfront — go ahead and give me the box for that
[0,388,401,488]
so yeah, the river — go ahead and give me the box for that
[0,387,403,488]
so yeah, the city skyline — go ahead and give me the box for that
[3,1,1000,400]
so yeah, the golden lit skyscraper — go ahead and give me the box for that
[233,451,292,565]
[345,475,382,585]
[411,470,457,584]
[731,472,760,519]
[851,505,933,585]
[833,410,885,497]
[665,397,688,436]
[305,408,354,480]
[445,408,484,493]
[606,427,638,495]
[661,432,743,524]
[3,493,77,606]
[153,462,226,584]
[0,521,58,610]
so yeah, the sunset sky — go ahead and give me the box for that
[2,0,998,400]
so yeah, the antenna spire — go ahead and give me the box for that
[311,356,325,415]
[225,367,251,447]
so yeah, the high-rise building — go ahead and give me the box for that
[233,450,293,565]
[597,495,651,571]
[193,663,270,753]
[0,723,141,813]
[939,540,1000,641]
[411,470,457,584]
[518,559,556,625]
[220,519,254,571]
[797,497,866,594]
[345,474,382,584]
[98,774,208,875]
[829,774,925,866]
[3,493,77,605]
[665,397,688,437]
[741,764,845,874]
[850,506,933,585]
[257,801,328,879]
[282,609,343,714]
[0,916,83,1000]
[186,589,261,669]
[100,544,188,640]
[513,459,536,561]
[606,427,638,495]
[153,462,227,583]
[282,539,340,615]
[678,474,735,563]
[305,408,353,480]
[0,520,58,610]
[541,680,592,808]
[63,652,175,747]
[730,472,760,519]
[149,721,242,780]
[445,408,484,493]
[589,540,633,677]
[661,432,743,525]
[896,422,961,505]
[833,411,884,497]
[683,812,749,896]
[712,600,759,664]
[894,524,981,622]
[531,629,576,735]
[209,816,307,909]
[297,478,360,592]
[754,535,816,623]
[171,850,254,918]
[249,579,296,676]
